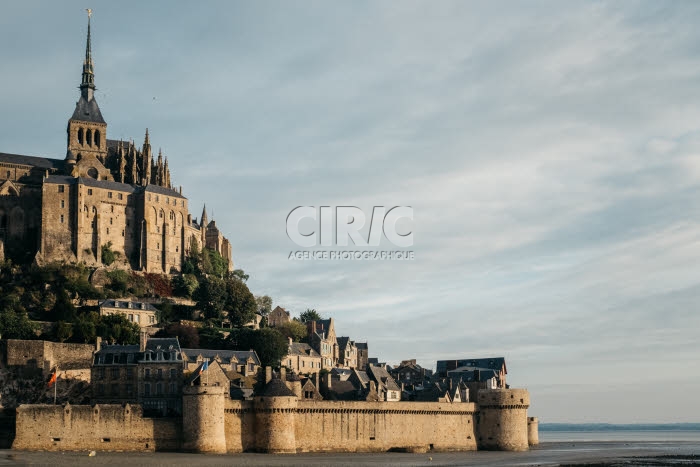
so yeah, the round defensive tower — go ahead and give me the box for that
[476,388,530,451]
[528,416,539,446]
[182,383,227,453]
[255,378,298,453]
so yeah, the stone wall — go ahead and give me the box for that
[5,339,95,376]
[13,403,180,451]
[293,400,477,453]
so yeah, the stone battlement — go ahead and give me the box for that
[13,388,536,454]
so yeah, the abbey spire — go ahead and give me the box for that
[65,9,109,174]
[81,9,96,101]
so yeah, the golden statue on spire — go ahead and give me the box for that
[86,8,92,18]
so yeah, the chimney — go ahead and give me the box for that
[280,367,287,382]
[288,336,293,346]
[139,330,148,352]
[95,336,102,352]
[265,366,272,384]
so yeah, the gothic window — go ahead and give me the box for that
[86,129,92,146]
[87,167,98,179]
[95,129,101,147]
[78,128,84,145]
[144,383,151,396]
[159,210,164,219]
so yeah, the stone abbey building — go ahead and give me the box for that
[0,15,232,272]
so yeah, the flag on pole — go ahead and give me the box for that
[199,360,209,375]
[48,370,57,388]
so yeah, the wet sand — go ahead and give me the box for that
[1,441,699,466]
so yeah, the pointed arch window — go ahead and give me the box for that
[94,130,101,147]
[86,129,92,146]
[78,128,84,145]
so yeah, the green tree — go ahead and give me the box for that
[0,309,37,340]
[198,327,225,349]
[101,242,116,266]
[156,323,200,348]
[172,274,198,298]
[299,308,322,323]
[232,269,249,282]
[194,276,227,322]
[255,295,273,317]
[74,312,98,343]
[275,320,307,342]
[52,288,77,322]
[106,270,130,295]
[224,277,257,328]
[251,328,289,367]
[226,328,288,368]
[55,321,73,342]
[97,314,139,344]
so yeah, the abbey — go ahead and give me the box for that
[0,15,231,272]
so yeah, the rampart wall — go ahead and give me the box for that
[13,389,533,454]
[12,403,180,451]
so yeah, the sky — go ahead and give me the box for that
[1,1,700,423]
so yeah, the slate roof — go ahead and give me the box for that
[367,365,401,391]
[70,96,106,124]
[262,378,296,397]
[44,175,76,185]
[337,336,354,350]
[447,367,499,382]
[181,348,260,366]
[288,342,320,357]
[355,342,368,350]
[436,357,506,376]
[0,152,64,170]
[145,183,185,199]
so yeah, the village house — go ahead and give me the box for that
[436,357,507,388]
[267,306,290,327]
[98,299,158,328]
[389,359,433,388]
[180,348,260,376]
[284,338,322,375]
[367,364,401,402]
[355,342,369,370]
[307,319,338,370]
[91,335,184,416]
[336,336,358,369]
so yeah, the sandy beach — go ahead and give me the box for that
[1,440,699,466]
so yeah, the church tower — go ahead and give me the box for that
[65,10,112,180]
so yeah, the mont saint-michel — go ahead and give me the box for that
[0,11,539,456]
